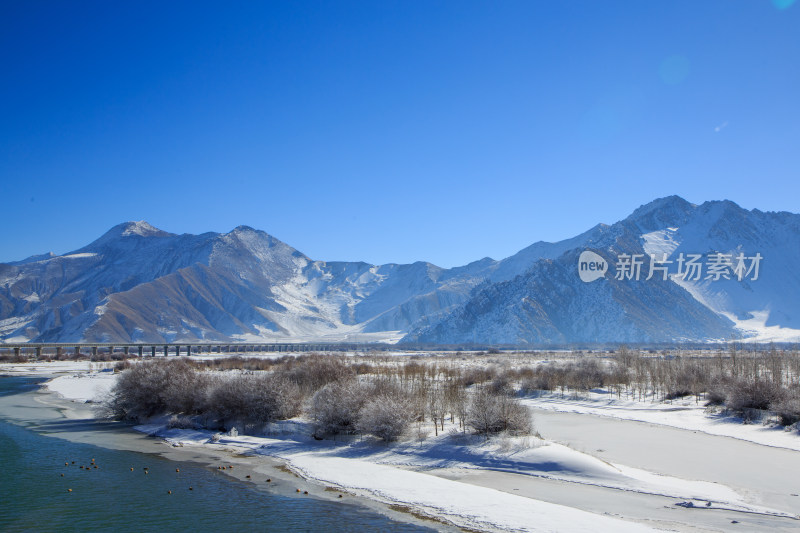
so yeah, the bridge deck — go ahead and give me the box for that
[0,342,393,356]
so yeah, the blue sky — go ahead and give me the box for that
[1,1,798,267]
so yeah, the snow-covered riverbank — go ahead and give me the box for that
[521,390,800,452]
[8,362,799,532]
[40,369,656,531]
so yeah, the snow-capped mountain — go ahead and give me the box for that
[406,196,800,344]
[0,222,493,343]
[1,196,798,344]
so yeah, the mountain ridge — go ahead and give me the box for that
[2,196,798,344]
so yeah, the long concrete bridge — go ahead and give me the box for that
[0,342,391,359]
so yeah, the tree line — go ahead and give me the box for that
[516,345,800,425]
[106,354,532,441]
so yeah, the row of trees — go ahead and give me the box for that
[107,345,800,442]
[512,346,800,425]
[107,355,532,441]
[107,359,303,431]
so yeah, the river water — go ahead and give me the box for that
[0,376,438,533]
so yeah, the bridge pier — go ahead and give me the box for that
[164,345,169,357]
[35,346,42,359]
[14,347,21,358]
[91,347,98,357]
[56,347,63,358]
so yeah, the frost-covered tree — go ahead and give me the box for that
[311,380,368,437]
[466,387,532,437]
[108,358,197,421]
[282,354,354,395]
[210,374,302,431]
[356,390,415,442]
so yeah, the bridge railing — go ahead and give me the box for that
[0,342,390,358]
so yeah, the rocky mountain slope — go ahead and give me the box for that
[1,197,797,344]
[407,197,800,344]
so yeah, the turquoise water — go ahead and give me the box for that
[0,376,437,533]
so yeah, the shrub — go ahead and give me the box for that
[570,359,607,391]
[519,368,559,393]
[461,366,497,387]
[705,375,729,406]
[311,380,368,436]
[666,363,707,399]
[356,388,415,442]
[108,358,196,421]
[772,390,800,426]
[108,358,303,429]
[726,378,784,413]
[488,374,514,396]
[210,373,302,430]
[280,355,354,395]
[467,387,532,437]
[164,368,215,415]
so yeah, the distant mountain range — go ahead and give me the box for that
[2,196,798,345]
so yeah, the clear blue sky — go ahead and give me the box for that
[1,1,798,267]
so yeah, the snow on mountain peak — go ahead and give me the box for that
[78,220,174,252]
[231,225,258,234]
[120,221,167,237]
[4,198,799,345]
[628,195,697,233]
[630,195,694,217]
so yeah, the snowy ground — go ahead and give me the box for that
[45,370,116,402]
[521,389,800,452]
[18,364,800,531]
[0,360,97,375]
[127,418,797,529]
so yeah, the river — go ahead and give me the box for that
[0,376,439,533]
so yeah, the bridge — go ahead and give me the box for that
[0,342,391,359]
